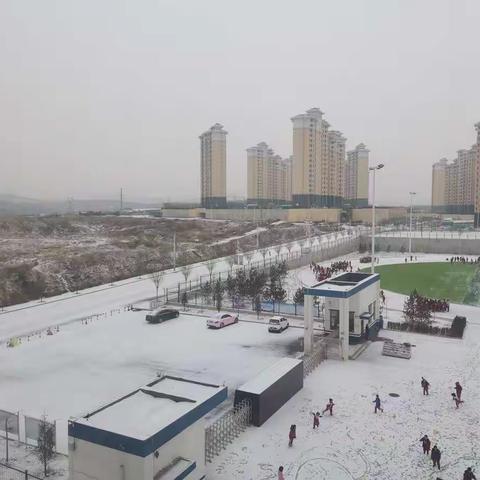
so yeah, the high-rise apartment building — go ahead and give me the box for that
[431,158,448,212]
[291,108,345,208]
[246,143,292,206]
[473,123,480,227]
[432,123,479,216]
[344,143,369,207]
[200,123,228,208]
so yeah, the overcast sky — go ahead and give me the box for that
[1,0,479,206]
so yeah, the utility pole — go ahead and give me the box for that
[173,231,177,271]
[369,164,385,274]
[5,418,9,462]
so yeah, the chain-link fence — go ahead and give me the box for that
[205,399,252,463]
[0,463,43,480]
[303,341,328,377]
[149,232,361,308]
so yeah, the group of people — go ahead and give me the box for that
[448,256,480,264]
[419,435,442,470]
[310,260,352,282]
[278,379,468,479]
[411,290,450,312]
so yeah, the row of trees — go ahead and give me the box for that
[197,261,289,312]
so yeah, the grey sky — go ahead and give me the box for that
[1,0,479,206]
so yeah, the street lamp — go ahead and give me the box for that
[408,192,416,256]
[369,163,385,274]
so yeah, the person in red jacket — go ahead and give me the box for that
[322,398,335,416]
[278,466,285,480]
[312,412,322,429]
[288,425,296,447]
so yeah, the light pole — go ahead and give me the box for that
[369,164,384,273]
[408,191,416,256]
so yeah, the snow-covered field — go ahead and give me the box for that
[211,316,480,479]
[1,249,479,479]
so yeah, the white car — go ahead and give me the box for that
[268,316,289,333]
[207,312,239,329]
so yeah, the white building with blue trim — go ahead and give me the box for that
[304,272,382,360]
[68,376,227,480]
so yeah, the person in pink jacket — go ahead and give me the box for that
[278,466,285,480]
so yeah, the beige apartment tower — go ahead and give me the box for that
[291,108,345,208]
[345,143,369,207]
[200,123,228,208]
[431,123,480,218]
[247,142,291,206]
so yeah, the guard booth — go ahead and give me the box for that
[303,272,382,360]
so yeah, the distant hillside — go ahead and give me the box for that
[0,194,161,215]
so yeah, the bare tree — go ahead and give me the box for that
[244,252,254,267]
[150,269,164,302]
[225,255,235,272]
[36,415,55,477]
[206,259,216,282]
[180,264,193,284]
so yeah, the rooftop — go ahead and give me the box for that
[73,376,227,441]
[305,272,379,298]
[237,358,302,395]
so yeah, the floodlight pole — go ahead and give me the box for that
[369,164,384,274]
[408,192,416,256]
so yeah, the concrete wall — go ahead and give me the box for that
[162,207,341,223]
[69,420,206,480]
[352,207,407,224]
[69,437,149,480]
[286,208,341,223]
[152,420,205,480]
[366,235,480,255]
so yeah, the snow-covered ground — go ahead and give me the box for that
[211,315,480,479]
[0,309,305,454]
[0,230,354,342]
[2,248,478,479]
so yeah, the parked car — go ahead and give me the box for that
[207,312,239,329]
[268,316,289,333]
[145,308,180,324]
[359,256,372,264]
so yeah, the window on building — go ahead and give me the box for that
[349,311,355,332]
[330,309,339,329]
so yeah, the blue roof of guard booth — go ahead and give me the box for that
[68,376,227,457]
[304,272,380,298]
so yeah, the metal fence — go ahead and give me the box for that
[303,341,328,377]
[205,399,252,463]
[0,463,43,480]
[151,234,360,309]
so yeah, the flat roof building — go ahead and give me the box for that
[68,376,227,480]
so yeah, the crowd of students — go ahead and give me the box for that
[310,260,353,282]
[448,256,480,264]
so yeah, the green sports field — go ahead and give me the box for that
[366,262,479,304]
